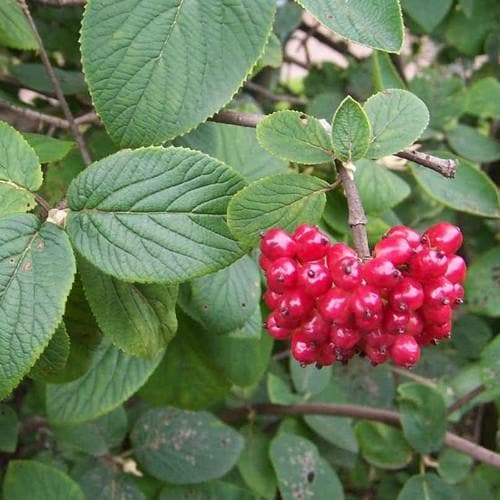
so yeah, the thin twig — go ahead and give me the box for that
[210,110,263,128]
[390,366,437,387]
[283,54,309,70]
[447,384,485,416]
[397,150,457,178]
[244,81,307,106]
[17,0,92,165]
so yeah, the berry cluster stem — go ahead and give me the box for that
[335,160,371,260]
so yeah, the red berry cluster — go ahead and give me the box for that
[260,222,465,369]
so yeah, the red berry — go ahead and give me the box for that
[451,283,464,308]
[298,261,332,297]
[300,312,330,343]
[385,225,421,249]
[260,228,296,260]
[421,304,452,324]
[317,288,351,325]
[423,277,454,308]
[330,325,361,350]
[265,311,293,340]
[355,311,383,331]
[362,257,402,289]
[292,224,316,240]
[351,285,383,317]
[383,309,410,335]
[390,335,420,367]
[259,253,272,272]
[425,321,452,339]
[406,312,424,337]
[291,332,318,364]
[326,243,357,269]
[364,345,389,365]
[316,343,336,367]
[294,226,330,262]
[444,255,467,284]
[422,222,463,254]
[264,290,282,309]
[330,256,363,291]
[374,236,413,265]
[279,288,314,322]
[389,278,424,311]
[266,257,298,293]
[363,329,395,349]
[409,248,448,280]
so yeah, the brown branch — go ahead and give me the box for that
[396,150,457,178]
[18,0,92,165]
[447,384,486,416]
[244,81,307,106]
[222,403,500,469]
[283,54,309,70]
[210,110,264,128]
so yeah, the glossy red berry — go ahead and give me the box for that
[390,335,420,367]
[317,288,351,325]
[298,261,332,297]
[316,343,336,367]
[265,312,293,340]
[383,309,410,335]
[300,312,330,343]
[259,253,272,273]
[326,243,357,269]
[263,290,282,310]
[422,222,463,254]
[409,248,448,280]
[374,236,413,265]
[425,321,452,339]
[444,255,467,284]
[329,256,363,291]
[292,224,316,240]
[384,225,421,249]
[355,311,383,331]
[351,285,383,317]
[260,228,296,260]
[362,257,402,289]
[364,345,389,366]
[363,329,395,349]
[406,312,424,337]
[330,325,362,350]
[421,304,452,324]
[423,277,454,308]
[279,288,314,322]
[291,332,318,364]
[294,226,330,262]
[389,278,424,311]
[266,257,298,293]
[451,283,464,308]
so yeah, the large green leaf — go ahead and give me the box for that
[0,122,42,217]
[372,52,406,91]
[67,147,246,284]
[256,111,334,164]
[270,433,344,500]
[131,407,244,484]
[227,174,329,245]
[364,89,429,158]
[465,77,500,120]
[79,257,178,358]
[398,473,455,500]
[3,461,85,500]
[0,1,37,50]
[23,133,74,164]
[0,215,75,399]
[175,122,288,182]
[46,338,163,423]
[159,482,253,499]
[410,156,500,218]
[447,125,500,163]
[465,248,500,317]
[81,0,275,146]
[401,0,453,32]
[437,449,473,485]
[331,96,371,162]
[296,0,403,52]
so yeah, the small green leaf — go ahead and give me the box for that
[79,257,178,358]
[365,89,429,158]
[46,338,163,424]
[465,248,500,317]
[398,382,447,454]
[270,433,344,500]
[438,449,473,485]
[465,77,500,120]
[296,0,403,52]
[355,421,412,469]
[331,96,371,162]
[372,52,406,91]
[452,314,493,360]
[0,404,19,453]
[22,133,74,164]
[398,473,455,500]
[0,1,37,50]
[290,357,332,396]
[410,155,500,218]
[256,111,333,164]
[354,159,411,215]
[227,174,329,246]
[67,147,246,284]
[267,373,303,405]
[401,0,453,32]
[447,124,500,163]
[0,215,75,399]
[480,335,500,396]
[3,460,85,500]
[131,407,244,484]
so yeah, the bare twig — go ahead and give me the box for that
[390,366,437,387]
[18,0,92,165]
[210,110,263,128]
[447,384,486,416]
[283,54,309,70]
[245,81,307,106]
[396,150,457,178]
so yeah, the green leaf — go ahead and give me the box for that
[410,155,500,218]
[290,357,332,396]
[238,425,277,499]
[401,0,453,32]
[29,323,70,382]
[0,1,37,50]
[438,449,473,485]
[0,122,42,217]
[46,338,163,423]
[11,64,87,96]
[67,147,246,284]
[256,33,283,71]
[159,482,254,500]
[0,215,75,399]
[447,125,500,163]
[354,159,411,215]
[364,89,429,158]
[465,248,500,317]
[81,0,275,146]
[452,314,493,360]
[179,256,260,335]
[296,0,403,52]
[397,383,447,454]
[270,433,344,500]
[0,404,19,453]
[175,122,288,182]
[79,257,178,358]
[372,52,406,91]
[465,77,500,120]
[256,111,333,164]
[331,96,371,162]
[480,335,500,396]
[398,473,455,500]
[3,460,85,500]
[131,407,244,484]
[355,421,412,469]
[22,133,74,164]
[227,174,328,246]
[267,373,303,405]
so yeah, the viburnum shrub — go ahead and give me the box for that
[0,0,499,498]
